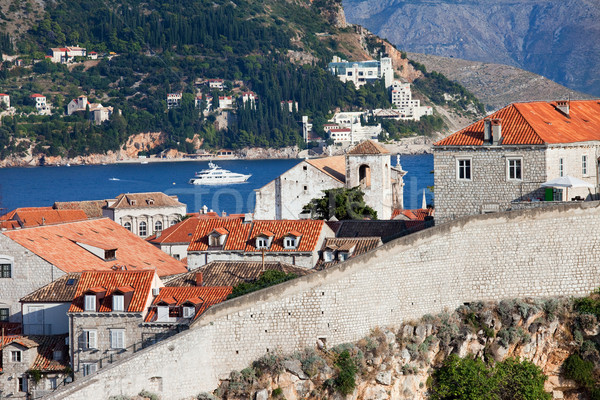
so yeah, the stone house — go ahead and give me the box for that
[68,270,162,379]
[147,212,245,261]
[254,140,405,220]
[20,273,82,336]
[30,94,51,115]
[166,93,182,109]
[328,56,394,88]
[49,46,86,63]
[433,100,600,223]
[102,192,187,238]
[0,218,186,323]
[0,334,70,399]
[186,219,334,269]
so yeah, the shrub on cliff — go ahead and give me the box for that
[430,355,550,400]
[334,350,358,395]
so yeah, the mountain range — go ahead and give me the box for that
[342,0,600,97]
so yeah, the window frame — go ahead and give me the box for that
[154,220,163,233]
[256,237,268,249]
[283,237,297,249]
[112,294,124,312]
[0,263,11,278]
[84,295,96,312]
[11,350,22,362]
[559,158,564,177]
[83,329,97,350]
[506,157,523,181]
[123,222,132,231]
[183,306,195,318]
[456,158,472,181]
[18,376,27,392]
[109,329,125,349]
[582,155,588,176]
[82,362,97,376]
[0,308,9,322]
[138,221,147,237]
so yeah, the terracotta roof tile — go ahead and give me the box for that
[53,200,107,218]
[316,237,382,270]
[30,334,70,371]
[435,100,600,146]
[391,208,434,221]
[188,219,251,251]
[347,140,389,155]
[145,286,232,322]
[21,273,82,303]
[4,219,186,276]
[246,220,325,252]
[306,156,346,183]
[69,270,156,313]
[164,261,313,287]
[108,192,185,209]
[147,216,203,244]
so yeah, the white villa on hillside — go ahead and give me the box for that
[390,81,433,120]
[49,46,86,63]
[30,94,51,116]
[0,93,10,108]
[328,56,394,88]
[167,93,182,109]
[325,112,382,144]
[67,95,114,124]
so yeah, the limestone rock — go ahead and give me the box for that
[255,389,269,400]
[376,370,392,386]
[283,360,308,380]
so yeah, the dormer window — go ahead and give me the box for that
[183,306,195,318]
[323,250,334,262]
[84,294,96,311]
[284,237,297,249]
[105,249,116,260]
[284,231,302,249]
[147,199,154,205]
[208,228,228,247]
[113,294,124,312]
[130,199,137,206]
[256,237,268,249]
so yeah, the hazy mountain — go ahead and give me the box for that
[342,0,600,97]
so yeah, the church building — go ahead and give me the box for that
[254,141,405,220]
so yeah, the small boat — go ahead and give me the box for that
[189,162,251,185]
[109,177,120,181]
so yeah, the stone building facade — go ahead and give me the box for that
[434,100,600,223]
[44,201,600,399]
[254,140,404,220]
[102,192,187,238]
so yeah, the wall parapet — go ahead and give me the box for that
[44,201,600,399]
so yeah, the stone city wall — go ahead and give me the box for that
[45,201,600,400]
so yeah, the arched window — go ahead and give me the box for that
[123,222,132,231]
[359,164,371,189]
[155,221,163,233]
[139,221,147,237]
[170,220,177,227]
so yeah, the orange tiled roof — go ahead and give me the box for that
[145,286,232,321]
[4,219,186,276]
[246,220,325,252]
[164,261,312,287]
[306,156,346,183]
[69,270,156,313]
[108,192,184,209]
[391,208,434,221]
[14,209,87,227]
[147,215,202,244]
[347,140,389,155]
[30,334,70,372]
[188,218,251,251]
[435,100,600,146]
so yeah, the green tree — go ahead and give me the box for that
[302,187,377,220]
[334,350,357,395]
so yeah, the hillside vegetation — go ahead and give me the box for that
[0,0,483,161]
[188,292,600,399]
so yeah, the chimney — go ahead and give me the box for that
[491,119,502,144]
[556,100,570,117]
[195,272,203,286]
[483,118,492,144]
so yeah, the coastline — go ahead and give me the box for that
[0,137,434,168]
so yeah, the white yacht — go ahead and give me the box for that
[188,162,251,185]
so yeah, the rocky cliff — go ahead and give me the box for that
[205,297,595,400]
[342,0,600,98]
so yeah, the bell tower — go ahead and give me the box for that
[345,140,395,219]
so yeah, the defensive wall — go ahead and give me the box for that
[45,201,600,399]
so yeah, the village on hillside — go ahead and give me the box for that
[2,95,600,398]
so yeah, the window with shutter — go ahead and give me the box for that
[84,295,96,311]
[113,294,124,312]
[110,329,125,349]
[83,329,97,349]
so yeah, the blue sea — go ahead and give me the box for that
[0,154,433,214]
